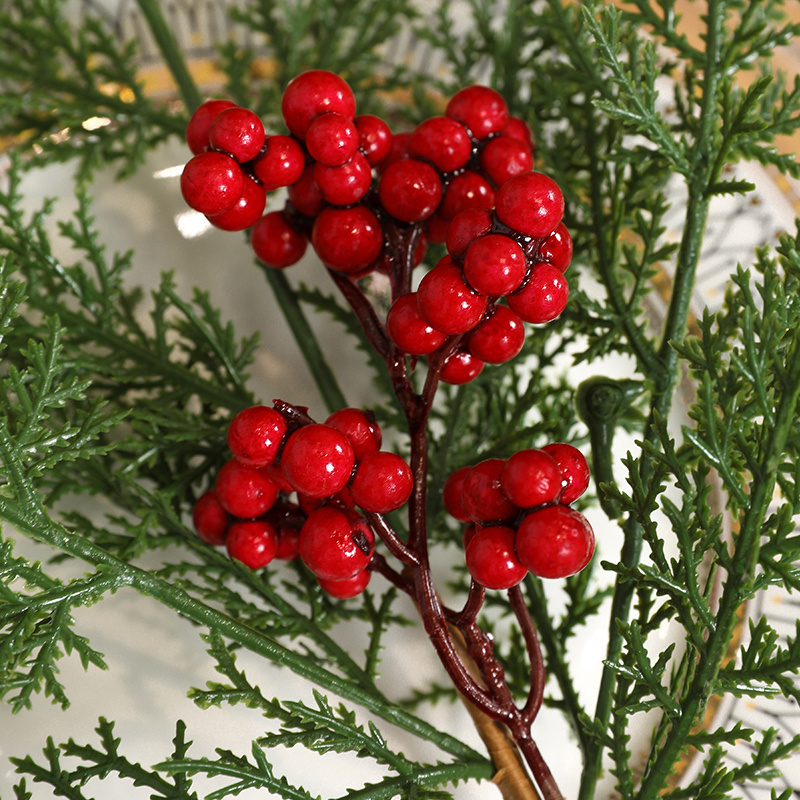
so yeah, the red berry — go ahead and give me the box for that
[409,116,472,173]
[207,175,266,231]
[445,85,509,139]
[252,135,305,190]
[318,569,371,599]
[226,519,278,569]
[227,405,288,468]
[281,70,356,138]
[287,164,326,216]
[313,151,372,205]
[377,130,411,175]
[467,305,525,364]
[538,222,573,272]
[208,106,266,163]
[300,506,373,580]
[442,465,473,523]
[417,260,488,335]
[275,525,302,561]
[500,448,562,508]
[355,114,393,166]
[507,263,569,324]
[192,490,229,545]
[186,99,237,155]
[439,171,494,221]
[462,459,518,524]
[515,505,595,579]
[265,461,295,493]
[542,442,590,505]
[466,525,527,590]
[324,408,382,459]
[281,424,355,498]
[424,212,449,245]
[463,234,527,297]
[311,205,384,273]
[445,207,493,260]
[350,451,413,513]
[305,112,359,166]
[504,116,534,151]
[250,211,308,269]
[439,348,485,384]
[378,158,442,222]
[479,135,534,188]
[215,458,280,518]
[180,152,244,216]
[463,523,482,550]
[386,293,447,356]
[495,171,564,238]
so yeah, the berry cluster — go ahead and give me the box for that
[443,442,593,590]
[191,403,412,599]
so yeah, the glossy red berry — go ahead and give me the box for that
[439,348,485,384]
[409,116,472,173]
[355,114,393,166]
[445,207,493,260]
[192,490,229,545]
[186,99,237,155]
[324,408,382,459]
[311,204,384,273]
[386,293,447,356]
[227,405,287,469]
[252,135,305,190]
[495,171,564,238]
[500,448,562,508]
[215,458,280,518]
[465,525,527,590]
[504,115,534,151]
[462,459,518,524]
[442,465,474,523]
[281,424,355,498]
[507,263,569,324]
[207,175,266,231]
[300,506,373,580]
[378,158,442,222]
[226,519,278,569]
[250,211,308,269]
[180,152,244,216]
[538,222,573,272]
[515,505,595,579]
[313,151,372,205]
[479,135,534,188]
[287,164,326,216]
[305,111,359,166]
[208,106,266,163]
[417,260,488,335]
[445,85,509,139]
[542,442,590,504]
[350,451,413,513]
[467,305,525,364]
[438,171,494,221]
[281,69,356,138]
[318,569,371,599]
[463,234,527,297]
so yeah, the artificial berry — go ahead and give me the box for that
[495,171,564,238]
[208,106,266,163]
[463,234,527,297]
[355,114,393,166]
[215,458,279,518]
[442,465,474,523]
[386,293,447,356]
[207,175,266,231]
[504,115,534,151]
[313,151,372,205]
[350,451,413,513]
[317,569,371,599]
[250,211,308,269]
[185,99,237,155]
[287,164,326,217]
[438,171,495,221]
[226,519,278,569]
[507,262,569,324]
[324,408,382,459]
[299,506,374,580]
[281,424,355,498]
[515,505,595,579]
[445,85,509,139]
[500,448,562,508]
[542,442,590,504]
[227,405,287,468]
[192,490,229,545]
[465,525,527,590]
[275,525,302,561]
[180,152,244,216]
[417,259,487,335]
[252,134,305,190]
[479,135,534,188]
[461,459,518,524]
[265,461,295,493]
[281,69,356,138]
[439,349,485,384]
[538,222,573,273]
[305,111,359,166]
[467,305,525,364]
[409,116,472,173]
[311,205,384,273]
[445,207,493,260]
[378,158,442,222]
